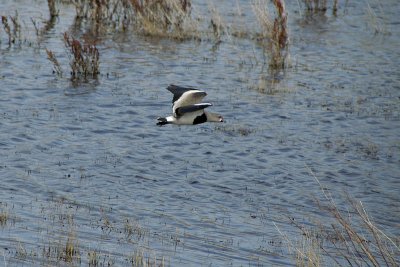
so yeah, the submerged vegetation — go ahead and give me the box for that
[41,0,291,74]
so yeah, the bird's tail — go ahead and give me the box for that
[156,117,169,126]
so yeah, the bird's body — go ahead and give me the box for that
[157,85,223,126]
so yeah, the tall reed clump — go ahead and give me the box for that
[48,0,58,18]
[45,33,100,81]
[130,0,196,39]
[278,170,400,266]
[71,0,195,39]
[73,0,134,29]
[253,0,289,69]
[63,32,100,80]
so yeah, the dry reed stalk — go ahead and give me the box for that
[0,210,8,226]
[132,0,195,39]
[253,0,289,69]
[252,0,274,40]
[333,0,338,15]
[46,48,63,76]
[1,12,21,46]
[63,32,100,79]
[275,165,400,266]
[366,1,390,35]
[73,0,133,26]
[1,16,14,45]
[209,4,225,40]
[64,234,79,263]
[9,12,21,40]
[273,0,288,49]
[48,0,58,18]
[290,166,400,266]
[71,0,195,39]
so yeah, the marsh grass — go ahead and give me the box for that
[73,0,134,30]
[47,0,58,18]
[301,0,339,15]
[0,202,14,227]
[131,0,198,40]
[209,4,225,41]
[58,32,100,80]
[252,0,289,69]
[61,0,291,73]
[365,0,391,35]
[88,250,99,266]
[278,168,400,266]
[46,48,63,76]
[64,233,80,263]
[42,232,81,264]
[1,12,21,46]
[303,0,328,12]
[46,33,100,81]
[71,0,196,39]
[124,218,148,241]
[129,249,166,267]
[295,231,322,267]
[64,32,100,78]
[0,209,9,226]
[1,196,170,266]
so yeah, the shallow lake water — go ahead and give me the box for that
[0,0,399,266]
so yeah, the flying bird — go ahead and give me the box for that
[157,84,224,126]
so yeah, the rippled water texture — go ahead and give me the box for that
[1,0,399,266]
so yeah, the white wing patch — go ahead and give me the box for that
[172,90,207,115]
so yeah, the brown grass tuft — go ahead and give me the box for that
[253,0,289,69]
[63,32,100,80]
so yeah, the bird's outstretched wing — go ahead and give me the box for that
[167,84,207,105]
[175,103,212,117]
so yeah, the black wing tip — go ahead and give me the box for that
[167,84,200,92]
[167,84,186,92]
[167,84,178,90]
[167,84,188,89]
